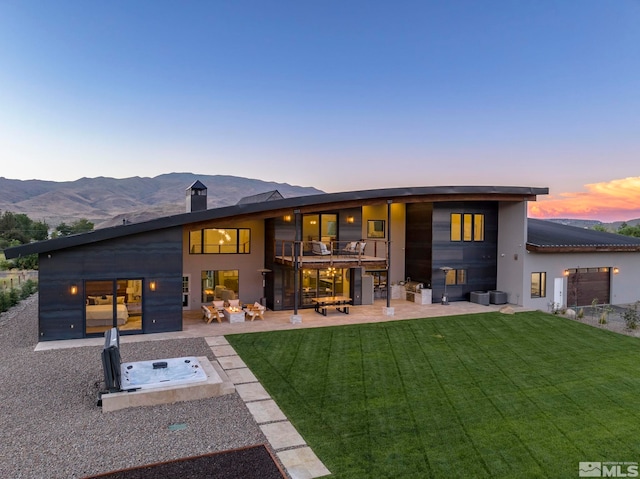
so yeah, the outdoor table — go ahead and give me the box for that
[311,296,352,316]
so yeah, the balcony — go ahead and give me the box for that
[274,239,388,270]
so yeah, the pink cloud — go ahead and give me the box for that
[529,177,640,222]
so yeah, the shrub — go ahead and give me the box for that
[0,279,38,313]
[623,302,640,330]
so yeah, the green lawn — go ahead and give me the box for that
[227,312,640,478]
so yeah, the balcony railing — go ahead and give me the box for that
[274,239,388,268]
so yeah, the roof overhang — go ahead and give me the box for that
[527,244,640,253]
[4,185,548,259]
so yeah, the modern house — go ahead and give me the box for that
[5,182,640,341]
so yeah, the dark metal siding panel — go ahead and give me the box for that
[405,203,433,288]
[264,219,276,310]
[38,256,84,340]
[339,208,363,242]
[37,227,183,340]
[431,202,499,302]
[350,267,363,305]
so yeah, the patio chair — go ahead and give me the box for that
[357,242,366,255]
[244,302,266,321]
[341,241,358,255]
[202,305,222,324]
[212,300,225,313]
[311,241,331,255]
[227,299,241,308]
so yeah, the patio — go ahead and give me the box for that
[35,299,516,351]
[179,299,513,339]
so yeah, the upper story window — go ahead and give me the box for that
[303,214,337,243]
[451,213,485,242]
[189,228,251,254]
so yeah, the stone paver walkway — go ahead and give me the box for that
[206,335,331,479]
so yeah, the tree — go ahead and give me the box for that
[617,223,640,238]
[0,210,49,248]
[54,218,94,237]
[70,218,94,234]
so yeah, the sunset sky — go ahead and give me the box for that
[1,1,638,222]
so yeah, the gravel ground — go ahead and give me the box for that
[561,303,640,338]
[0,295,275,479]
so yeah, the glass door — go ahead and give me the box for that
[300,268,350,307]
[85,279,142,336]
[182,275,190,309]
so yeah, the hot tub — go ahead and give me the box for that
[120,356,208,391]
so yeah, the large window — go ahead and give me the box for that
[190,228,250,254]
[303,214,337,243]
[531,272,546,298]
[451,213,485,242]
[202,270,239,303]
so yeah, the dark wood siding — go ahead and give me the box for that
[38,227,183,340]
[405,203,433,288]
[431,202,499,302]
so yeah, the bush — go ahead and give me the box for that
[623,302,640,330]
[0,279,38,313]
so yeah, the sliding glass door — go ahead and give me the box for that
[85,279,143,336]
[301,268,350,306]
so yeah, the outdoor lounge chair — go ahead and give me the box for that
[311,241,332,255]
[244,302,266,321]
[202,305,222,324]
[212,300,225,312]
[341,241,358,255]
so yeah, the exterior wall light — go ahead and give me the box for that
[563,269,570,276]
[284,215,292,222]
[149,281,157,291]
[346,216,355,224]
[613,267,620,274]
[70,285,78,295]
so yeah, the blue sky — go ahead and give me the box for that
[1,1,639,220]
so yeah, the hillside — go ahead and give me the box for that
[545,218,640,232]
[0,173,324,228]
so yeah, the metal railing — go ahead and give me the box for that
[275,239,388,265]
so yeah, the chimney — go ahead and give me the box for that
[186,180,207,213]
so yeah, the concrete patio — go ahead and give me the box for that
[36,298,518,351]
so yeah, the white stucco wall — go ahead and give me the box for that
[524,251,640,310]
[362,203,406,285]
[182,219,266,310]
[496,201,528,305]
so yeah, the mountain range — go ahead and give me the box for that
[1,174,638,231]
[0,173,323,228]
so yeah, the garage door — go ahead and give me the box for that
[566,268,610,306]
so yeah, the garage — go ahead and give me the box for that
[566,267,611,306]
